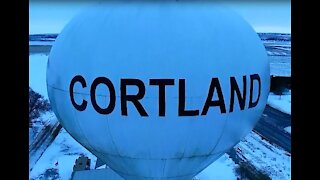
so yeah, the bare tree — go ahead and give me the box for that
[29,87,51,127]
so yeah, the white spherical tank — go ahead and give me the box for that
[47,2,269,180]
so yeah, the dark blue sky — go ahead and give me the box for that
[29,2,290,34]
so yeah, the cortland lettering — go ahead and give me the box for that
[69,74,261,117]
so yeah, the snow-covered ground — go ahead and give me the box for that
[29,54,49,99]
[284,126,291,134]
[195,154,238,180]
[269,60,291,77]
[29,41,55,46]
[235,132,291,180]
[30,128,97,180]
[267,91,291,115]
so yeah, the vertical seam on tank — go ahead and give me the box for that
[180,96,190,163]
[208,111,229,154]
[104,94,128,175]
[162,159,167,178]
[95,5,121,158]
[72,94,97,154]
[105,96,121,157]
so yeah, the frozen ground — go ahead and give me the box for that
[235,132,291,180]
[29,54,49,99]
[267,91,291,115]
[195,154,238,180]
[284,126,291,134]
[267,44,291,77]
[269,59,291,77]
[30,128,97,180]
[29,41,55,46]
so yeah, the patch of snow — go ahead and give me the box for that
[269,62,291,77]
[32,111,56,125]
[96,164,107,169]
[29,54,49,99]
[29,41,55,46]
[57,155,82,180]
[284,126,291,134]
[40,111,56,125]
[267,92,291,115]
[30,128,97,180]
[195,154,238,180]
[235,132,291,180]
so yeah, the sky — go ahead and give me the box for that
[29,1,290,34]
